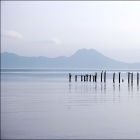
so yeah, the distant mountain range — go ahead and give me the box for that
[1,48,140,69]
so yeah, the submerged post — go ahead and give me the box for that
[69,73,71,82]
[101,71,103,82]
[128,72,130,84]
[104,71,106,83]
[119,72,121,84]
[137,72,139,85]
[95,72,97,82]
[93,76,95,82]
[131,72,133,83]
[101,71,102,82]
[131,73,133,88]
[113,72,115,83]
[86,74,88,81]
[75,75,77,82]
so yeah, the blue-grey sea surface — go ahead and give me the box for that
[1,69,140,139]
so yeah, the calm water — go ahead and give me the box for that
[1,69,140,139]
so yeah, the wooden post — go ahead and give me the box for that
[69,73,71,82]
[131,73,133,88]
[75,75,77,82]
[119,72,121,84]
[113,72,115,83]
[95,72,97,82]
[81,75,83,81]
[104,71,106,83]
[94,73,97,82]
[101,71,103,82]
[128,72,130,84]
[84,76,86,82]
[137,72,139,85]
[93,76,94,82]
[131,72,133,83]
[105,72,106,82]
[86,74,88,81]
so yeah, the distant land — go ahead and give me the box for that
[1,48,140,69]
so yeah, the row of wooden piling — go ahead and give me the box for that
[69,72,139,85]
[128,72,139,84]
[73,73,97,82]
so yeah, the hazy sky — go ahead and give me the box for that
[1,1,140,63]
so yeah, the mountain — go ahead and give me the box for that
[1,48,140,69]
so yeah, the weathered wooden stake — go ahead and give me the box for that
[131,73,133,83]
[93,76,95,82]
[131,75,133,88]
[113,73,115,83]
[128,72,130,84]
[84,76,86,82]
[86,74,88,81]
[104,71,106,83]
[95,72,97,82]
[75,75,77,81]
[137,72,139,85]
[101,71,103,82]
[69,73,71,82]
[119,72,121,84]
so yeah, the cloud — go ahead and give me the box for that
[1,30,23,39]
[37,37,61,45]
[51,37,61,45]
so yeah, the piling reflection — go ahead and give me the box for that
[75,84,77,93]
[137,83,139,91]
[128,83,130,92]
[131,82,133,91]
[119,86,121,100]
[68,80,140,106]
[95,83,97,93]
[113,84,115,102]
[119,84,120,92]
[113,84,115,92]
[69,83,71,94]
[101,83,103,93]
[104,83,106,94]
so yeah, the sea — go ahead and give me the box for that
[1,69,140,139]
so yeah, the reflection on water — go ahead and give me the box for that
[127,82,140,93]
[131,82,133,91]
[101,83,103,92]
[68,80,139,106]
[104,83,106,94]
[1,70,140,139]
[128,83,130,92]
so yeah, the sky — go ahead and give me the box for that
[1,1,140,63]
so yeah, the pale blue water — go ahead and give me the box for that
[1,69,140,139]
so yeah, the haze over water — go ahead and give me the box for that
[1,69,140,139]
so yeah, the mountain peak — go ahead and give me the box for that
[71,48,104,59]
[76,48,96,52]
